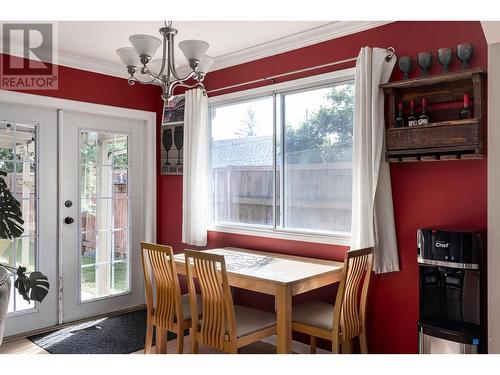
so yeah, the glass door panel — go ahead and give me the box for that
[0,121,38,314]
[0,103,58,337]
[79,131,130,302]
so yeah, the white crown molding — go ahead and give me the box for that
[210,21,392,71]
[2,41,130,78]
[2,21,391,79]
[57,50,129,78]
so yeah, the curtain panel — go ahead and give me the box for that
[351,47,399,274]
[182,88,209,246]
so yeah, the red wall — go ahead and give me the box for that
[2,21,487,354]
[157,21,487,353]
[1,54,161,113]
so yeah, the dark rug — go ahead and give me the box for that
[28,308,177,354]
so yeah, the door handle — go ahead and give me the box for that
[64,217,75,224]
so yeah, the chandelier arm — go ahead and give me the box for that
[141,66,163,81]
[168,80,206,98]
[157,33,168,77]
[168,33,182,81]
[128,75,163,86]
[177,70,197,82]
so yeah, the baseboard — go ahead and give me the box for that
[261,335,330,354]
[3,304,147,343]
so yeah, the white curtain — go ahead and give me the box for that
[351,47,399,274]
[182,88,209,246]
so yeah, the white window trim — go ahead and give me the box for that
[208,68,355,247]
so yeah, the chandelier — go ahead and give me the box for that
[116,21,213,101]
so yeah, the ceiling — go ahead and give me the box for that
[4,21,388,77]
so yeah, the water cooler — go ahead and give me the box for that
[417,228,484,354]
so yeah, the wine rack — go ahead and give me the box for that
[380,68,486,162]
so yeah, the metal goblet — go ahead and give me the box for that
[398,56,412,80]
[457,43,473,70]
[417,52,433,76]
[437,47,452,74]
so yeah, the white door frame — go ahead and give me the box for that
[0,89,156,326]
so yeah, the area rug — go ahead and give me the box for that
[28,308,177,354]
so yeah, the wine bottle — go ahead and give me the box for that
[408,99,418,127]
[396,101,405,128]
[459,93,472,119]
[418,98,429,125]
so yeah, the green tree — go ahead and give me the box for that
[285,83,354,163]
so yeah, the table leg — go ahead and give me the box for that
[276,285,292,354]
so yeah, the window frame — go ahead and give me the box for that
[207,67,355,246]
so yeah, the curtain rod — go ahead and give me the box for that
[207,47,396,95]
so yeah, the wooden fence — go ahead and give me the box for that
[212,162,352,233]
[81,179,128,258]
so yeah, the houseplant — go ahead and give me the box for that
[0,170,49,345]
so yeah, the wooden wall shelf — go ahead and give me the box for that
[380,68,485,89]
[381,68,486,162]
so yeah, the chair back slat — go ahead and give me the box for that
[333,247,374,341]
[140,242,182,331]
[185,250,236,351]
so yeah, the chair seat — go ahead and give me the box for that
[292,301,335,331]
[234,305,276,338]
[153,294,202,322]
[180,294,202,321]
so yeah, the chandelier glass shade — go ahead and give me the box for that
[116,21,213,101]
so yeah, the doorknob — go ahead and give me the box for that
[64,217,75,224]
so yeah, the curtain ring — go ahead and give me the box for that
[385,47,396,62]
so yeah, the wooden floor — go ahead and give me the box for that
[0,335,316,354]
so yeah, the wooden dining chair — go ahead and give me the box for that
[140,242,201,354]
[292,247,374,354]
[184,250,277,354]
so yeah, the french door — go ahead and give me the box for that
[60,111,146,322]
[0,102,58,336]
[1,92,154,337]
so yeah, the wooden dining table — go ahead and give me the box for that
[174,247,344,354]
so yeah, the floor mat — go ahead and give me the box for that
[28,308,177,354]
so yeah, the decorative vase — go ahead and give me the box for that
[457,43,473,70]
[437,47,453,74]
[0,239,12,346]
[0,265,11,346]
[398,56,412,80]
[417,52,433,76]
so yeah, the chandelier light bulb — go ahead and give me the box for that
[129,34,162,59]
[178,40,210,64]
[197,55,214,74]
[116,47,140,68]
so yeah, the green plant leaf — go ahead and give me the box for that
[29,271,49,303]
[13,267,31,302]
[0,171,25,239]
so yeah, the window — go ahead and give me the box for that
[209,71,354,242]
[0,121,37,313]
[211,96,274,226]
